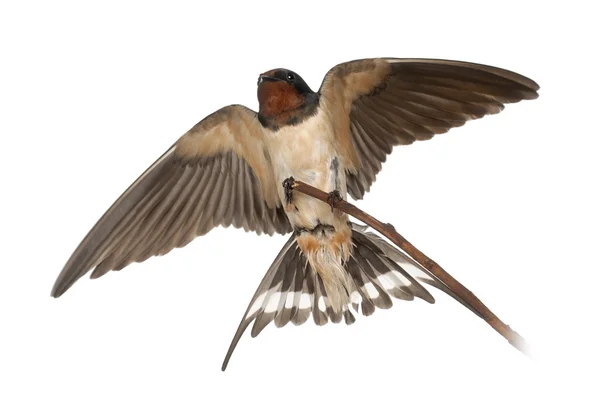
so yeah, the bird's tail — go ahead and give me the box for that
[222,222,479,370]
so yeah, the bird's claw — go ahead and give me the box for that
[282,176,297,205]
[326,190,343,213]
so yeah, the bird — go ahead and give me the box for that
[51,58,539,370]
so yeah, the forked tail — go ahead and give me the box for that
[222,223,480,370]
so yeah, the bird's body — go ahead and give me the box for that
[266,106,353,312]
[267,106,346,229]
[51,58,539,370]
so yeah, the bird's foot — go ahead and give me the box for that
[326,190,343,213]
[282,176,297,206]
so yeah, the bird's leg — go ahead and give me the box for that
[282,176,298,206]
[326,190,343,213]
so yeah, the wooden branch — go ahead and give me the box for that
[290,179,528,355]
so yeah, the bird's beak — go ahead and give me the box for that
[257,75,279,86]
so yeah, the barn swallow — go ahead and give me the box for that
[51,58,539,370]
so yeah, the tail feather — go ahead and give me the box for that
[273,258,300,328]
[361,225,483,318]
[222,222,475,370]
[310,273,328,326]
[291,274,311,326]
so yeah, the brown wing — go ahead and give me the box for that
[319,58,540,199]
[52,105,291,297]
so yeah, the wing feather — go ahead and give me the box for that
[319,58,539,200]
[52,105,292,297]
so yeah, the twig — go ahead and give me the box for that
[289,179,529,355]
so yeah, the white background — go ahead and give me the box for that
[1,1,598,414]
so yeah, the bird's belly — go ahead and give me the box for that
[276,152,347,231]
[266,109,348,231]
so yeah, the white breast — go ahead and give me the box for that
[264,109,347,229]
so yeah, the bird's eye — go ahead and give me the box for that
[287,73,295,82]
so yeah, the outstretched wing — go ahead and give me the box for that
[52,105,291,297]
[319,58,539,199]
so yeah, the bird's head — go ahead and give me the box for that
[257,69,317,128]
